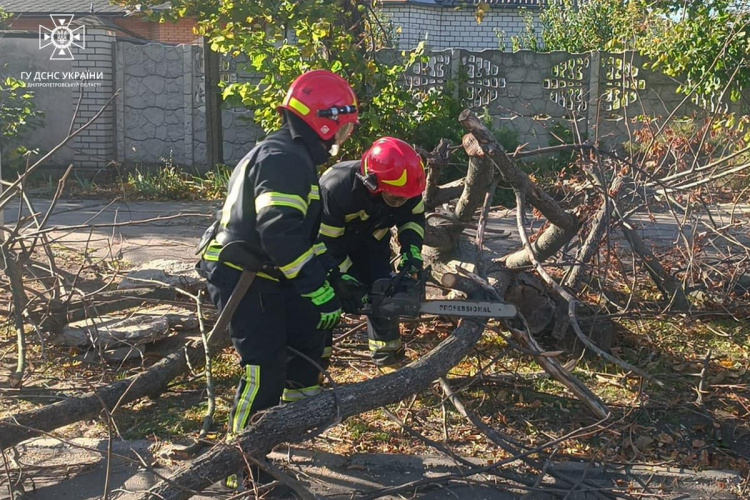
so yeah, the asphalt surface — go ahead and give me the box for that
[5,198,749,266]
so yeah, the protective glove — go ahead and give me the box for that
[398,244,423,277]
[302,281,342,330]
[329,269,369,314]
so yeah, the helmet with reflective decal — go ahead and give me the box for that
[277,69,359,142]
[360,137,426,199]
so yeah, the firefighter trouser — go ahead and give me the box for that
[321,234,403,369]
[199,260,325,438]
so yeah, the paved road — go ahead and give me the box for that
[4,198,749,267]
[4,199,218,265]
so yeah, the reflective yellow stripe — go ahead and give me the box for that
[219,159,249,227]
[411,199,425,214]
[368,338,402,352]
[308,185,320,202]
[345,210,370,222]
[279,247,314,279]
[322,346,332,358]
[372,228,389,241]
[202,244,222,260]
[281,385,321,402]
[398,222,425,239]
[313,242,327,256]
[288,97,310,116]
[202,244,244,271]
[320,223,345,238]
[381,169,408,187]
[231,365,261,434]
[257,271,279,281]
[255,192,308,215]
[338,256,353,273]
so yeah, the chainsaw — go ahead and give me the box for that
[363,267,517,320]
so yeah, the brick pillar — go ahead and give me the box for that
[71,27,116,171]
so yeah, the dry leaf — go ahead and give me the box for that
[634,435,654,451]
[692,439,706,449]
[656,433,674,444]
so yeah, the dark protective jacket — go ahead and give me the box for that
[317,160,425,273]
[204,115,330,295]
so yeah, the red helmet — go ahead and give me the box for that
[278,69,359,142]
[360,137,426,199]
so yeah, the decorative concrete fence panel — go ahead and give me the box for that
[116,42,194,167]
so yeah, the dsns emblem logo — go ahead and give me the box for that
[39,15,85,60]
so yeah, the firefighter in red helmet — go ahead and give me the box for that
[197,70,358,476]
[316,137,426,368]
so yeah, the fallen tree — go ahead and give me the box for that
[7,102,748,499]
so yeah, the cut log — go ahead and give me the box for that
[56,305,198,349]
[38,287,181,332]
[59,315,170,349]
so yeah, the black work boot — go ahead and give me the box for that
[372,346,406,370]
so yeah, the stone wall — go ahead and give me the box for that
[115,44,264,170]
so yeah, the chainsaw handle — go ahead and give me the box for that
[385,266,410,297]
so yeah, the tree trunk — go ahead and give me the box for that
[455,145,495,222]
[457,111,580,269]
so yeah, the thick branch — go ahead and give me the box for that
[458,110,580,268]
[455,139,495,222]
[4,250,29,388]
[136,272,513,499]
[137,319,489,499]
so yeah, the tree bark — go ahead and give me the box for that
[458,110,580,268]
[455,139,495,222]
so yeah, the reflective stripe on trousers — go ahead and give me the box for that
[282,385,321,402]
[228,364,261,437]
[368,338,402,353]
